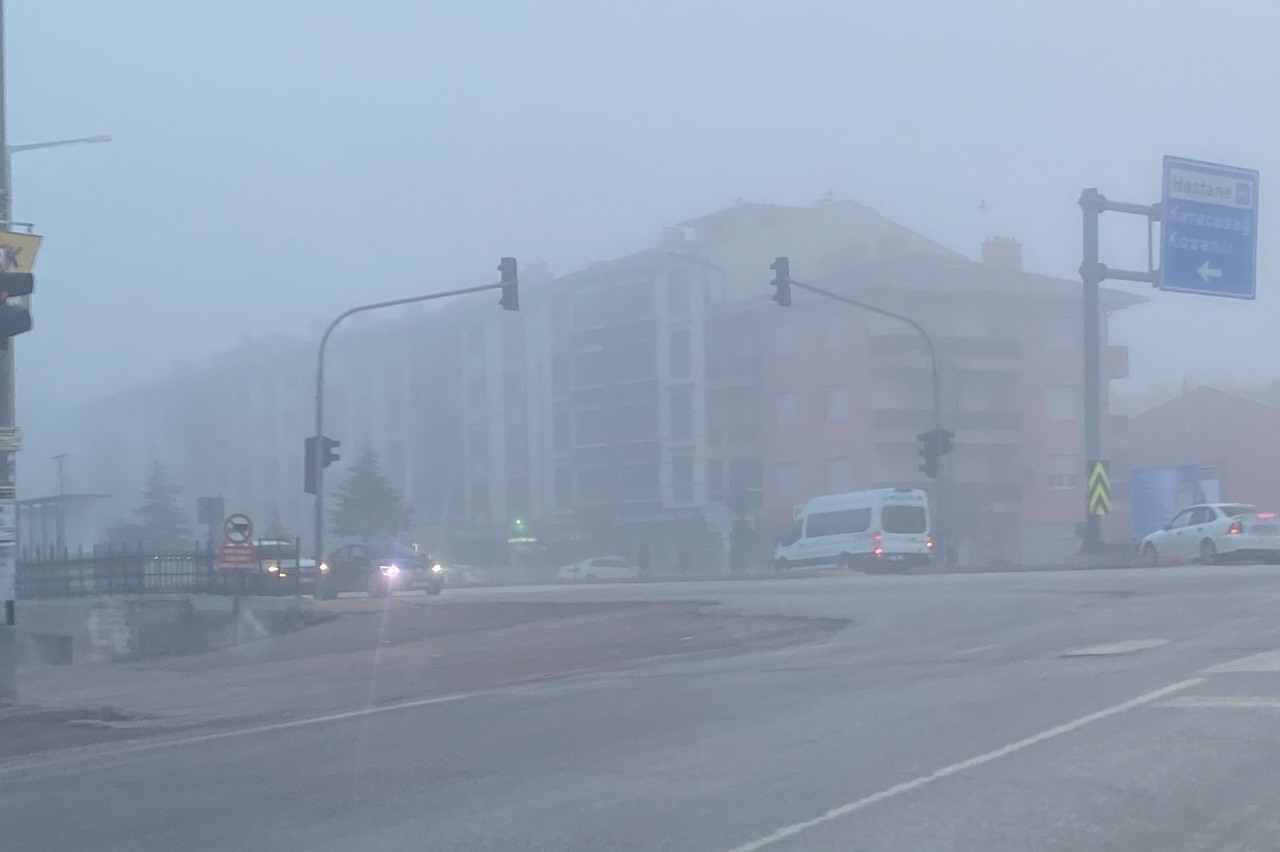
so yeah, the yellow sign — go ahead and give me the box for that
[0,231,41,273]
[1088,460,1111,515]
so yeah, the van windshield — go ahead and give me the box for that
[882,506,927,534]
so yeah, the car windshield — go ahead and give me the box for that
[13,5,1280,851]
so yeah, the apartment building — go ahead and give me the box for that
[758,238,1142,564]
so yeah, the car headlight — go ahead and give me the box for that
[266,562,279,573]
[431,563,443,574]
[379,564,400,577]
[319,563,329,574]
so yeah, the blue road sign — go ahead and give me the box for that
[1160,156,1259,299]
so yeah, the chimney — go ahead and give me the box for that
[981,236,1022,271]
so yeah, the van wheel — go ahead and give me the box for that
[774,558,789,572]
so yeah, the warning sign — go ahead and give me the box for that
[1088,460,1111,516]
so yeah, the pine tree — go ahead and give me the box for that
[108,462,193,549]
[330,449,407,543]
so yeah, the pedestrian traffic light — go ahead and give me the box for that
[0,272,34,340]
[498,256,519,311]
[304,435,342,495]
[917,429,940,480]
[770,256,791,306]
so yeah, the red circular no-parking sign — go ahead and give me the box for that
[223,513,254,545]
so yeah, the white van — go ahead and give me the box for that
[774,488,932,571]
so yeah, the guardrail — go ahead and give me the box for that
[16,542,304,599]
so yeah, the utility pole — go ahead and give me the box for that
[0,0,15,701]
[53,453,67,552]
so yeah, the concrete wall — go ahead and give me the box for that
[17,594,309,665]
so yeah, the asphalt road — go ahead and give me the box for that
[9,563,1280,850]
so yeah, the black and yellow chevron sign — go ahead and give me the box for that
[1087,459,1111,516]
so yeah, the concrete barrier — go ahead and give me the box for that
[16,594,310,665]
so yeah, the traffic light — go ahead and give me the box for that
[0,272,34,340]
[770,256,791,306]
[937,428,954,457]
[917,429,940,480]
[303,435,342,495]
[320,436,340,468]
[498,256,519,311]
[916,428,955,480]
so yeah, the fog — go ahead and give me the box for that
[10,0,1280,496]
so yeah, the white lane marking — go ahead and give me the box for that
[724,677,1203,852]
[952,644,1000,656]
[1202,649,1280,673]
[1158,696,1280,709]
[1060,638,1168,657]
[0,690,477,778]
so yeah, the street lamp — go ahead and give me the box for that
[4,134,112,224]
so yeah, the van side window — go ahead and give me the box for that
[781,519,803,545]
[805,508,872,537]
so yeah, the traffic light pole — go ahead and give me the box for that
[0,0,13,700]
[788,279,941,430]
[783,278,952,563]
[312,279,513,570]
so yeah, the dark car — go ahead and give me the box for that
[316,541,443,599]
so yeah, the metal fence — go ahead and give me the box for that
[16,542,304,599]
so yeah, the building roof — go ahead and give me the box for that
[817,251,1148,309]
[1132,385,1280,420]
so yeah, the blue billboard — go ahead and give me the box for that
[1129,463,1223,538]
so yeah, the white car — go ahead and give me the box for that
[557,557,641,581]
[1141,503,1280,565]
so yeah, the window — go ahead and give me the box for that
[805,508,872,538]
[1046,454,1079,489]
[882,505,927,533]
[614,337,657,382]
[1167,509,1194,529]
[775,462,799,498]
[553,414,570,451]
[555,467,573,508]
[578,465,611,503]
[669,328,692,379]
[825,387,851,421]
[774,323,797,356]
[468,376,486,408]
[616,399,658,442]
[667,268,691,317]
[470,482,490,516]
[708,460,724,497]
[670,386,693,441]
[620,463,659,501]
[1044,314,1075,350]
[469,428,488,459]
[780,519,802,546]
[775,393,798,427]
[575,408,608,445]
[1045,386,1077,421]
[1190,507,1214,525]
[826,458,854,493]
[575,350,608,387]
[672,455,694,503]
[823,314,850,348]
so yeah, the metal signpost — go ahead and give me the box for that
[217,512,257,571]
[1078,156,1258,552]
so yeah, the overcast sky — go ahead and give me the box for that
[9,0,1280,485]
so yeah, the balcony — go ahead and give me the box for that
[870,334,1023,361]
[871,408,1024,432]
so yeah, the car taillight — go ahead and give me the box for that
[873,531,884,557]
[1228,520,1243,535]
[925,535,934,550]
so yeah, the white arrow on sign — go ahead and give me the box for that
[1197,261,1223,283]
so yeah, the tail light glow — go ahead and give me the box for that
[1258,512,1277,519]
[1228,520,1243,535]
[925,535,934,550]
[873,531,883,557]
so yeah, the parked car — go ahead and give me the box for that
[1141,503,1280,565]
[256,539,310,593]
[316,541,444,598]
[557,556,641,581]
